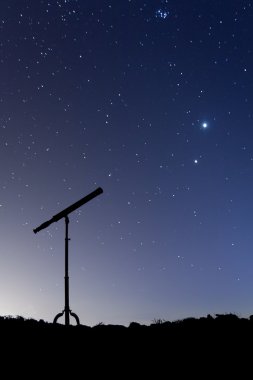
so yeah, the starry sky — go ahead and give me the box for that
[0,0,253,326]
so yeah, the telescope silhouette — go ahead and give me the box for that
[33,187,103,234]
[33,186,103,326]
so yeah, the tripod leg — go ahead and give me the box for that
[53,311,64,324]
[70,310,80,325]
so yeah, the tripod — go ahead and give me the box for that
[53,216,80,325]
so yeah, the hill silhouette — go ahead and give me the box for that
[1,313,253,346]
[1,313,252,374]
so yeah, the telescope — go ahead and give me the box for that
[33,186,103,325]
[33,187,103,234]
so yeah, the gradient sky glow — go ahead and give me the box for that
[1,0,253,326]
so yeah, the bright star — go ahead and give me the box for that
[194,159,198,164]
[202,122,208,128]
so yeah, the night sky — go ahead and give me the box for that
[1,0,253,326]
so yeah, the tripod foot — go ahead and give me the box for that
[53,311,64,324]
[70,310,80,325]
[53,309,80,325]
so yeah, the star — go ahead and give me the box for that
[202,122,208,129]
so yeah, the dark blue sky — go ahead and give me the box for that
[0,0,253,326]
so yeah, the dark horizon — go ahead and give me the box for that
[1,311,253,327]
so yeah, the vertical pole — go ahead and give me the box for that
[65,216,70,326]
[53,215,80,325]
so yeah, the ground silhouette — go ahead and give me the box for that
[1,313,253,345]
[1,313,252,373]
